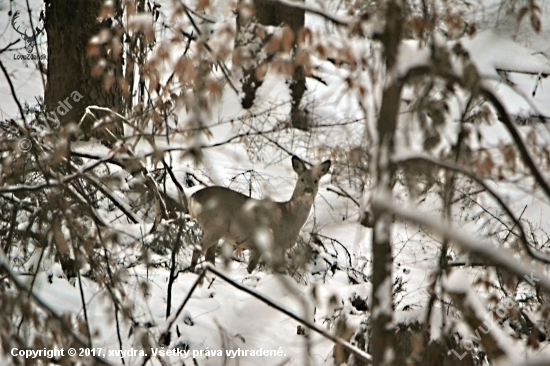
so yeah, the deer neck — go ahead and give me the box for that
[283,193,315,224]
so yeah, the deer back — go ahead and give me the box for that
[189,156,331,255]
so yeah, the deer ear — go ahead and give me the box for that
[292,156,306,173]
[319,160,331,176]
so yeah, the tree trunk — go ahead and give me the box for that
[45,0,123,139]
[370,1,404,365]
[235,0,307,129]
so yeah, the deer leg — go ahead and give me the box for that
[271,248,287,274]
[204,244,217,265]
[190,250,201,272]
[247,249,261,274]
[189,231,221,272]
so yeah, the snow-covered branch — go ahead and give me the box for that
[394,153,550,264]
[372,196,550,292]
[264,0,350,26]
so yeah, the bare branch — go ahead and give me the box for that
[0,156,112,194]
[82,175,141,224]
[372,196,550,292]
[400,65,550,206]
[394,154,550,264]
[160,264,372,364]
[0,250,112,366]
[207,265,372,364]
[479,87,550,202]
[0,39,21,54]
[0,60,26,122]
[180,4,238,94]
[445,273,509,360]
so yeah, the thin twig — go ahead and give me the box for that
[0,39,21,54]
[327,186,360,207]
[101,247,126,365]
[166,220,185,318]
[395,154,550,264]
[0,250,112,366]
[372,196,550,292]
[77,271,93,345]
[0,60,27,122]
[205,265,372,364]
[159,268,207,341]
[161,159,189,214]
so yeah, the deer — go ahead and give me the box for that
[189,156,331,273]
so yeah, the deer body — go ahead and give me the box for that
[189,156,331,273]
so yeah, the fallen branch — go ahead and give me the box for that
[160,264,373,364]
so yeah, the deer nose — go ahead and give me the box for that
[304,187,313,194]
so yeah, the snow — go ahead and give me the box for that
[375,195,550,291]
[461,30,550,78]
[444,269,520,364]
[2,0,550,365]
[444,268,470,293]
[128,13,154,35]
[396,40,431,77]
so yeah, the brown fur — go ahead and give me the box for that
[189,156,331,273]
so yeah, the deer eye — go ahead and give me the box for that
[301,178,305,182]
[314,180,318,184]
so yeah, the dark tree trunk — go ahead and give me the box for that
[44,0,124,275]
[253,0,303,33]
[289,62,308,130]
[235,0,307,129]
[370,1,404,365]
[45,0,123,138]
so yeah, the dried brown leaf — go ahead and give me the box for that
[407,17,424,38]
[478,153,494,177]
[103,71,115,90]
[255,63,268,81]
[468,23,477,37]
[87,42,101,57]
[348,147,363,167]
[111,37,122,59]
[281,27,295,53]
[501,143,517,173]
[207,80,222,99]
[124,0,136,16]
[54,219,69,254]
[298,27,312,46]
[265,36,281,55]
[119,78,130,98]
[237,3,256,23]
[295,49,310,67]
[315,44,326,58]
[197,0,210,11]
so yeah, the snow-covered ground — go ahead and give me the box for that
[2,0,550,365]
